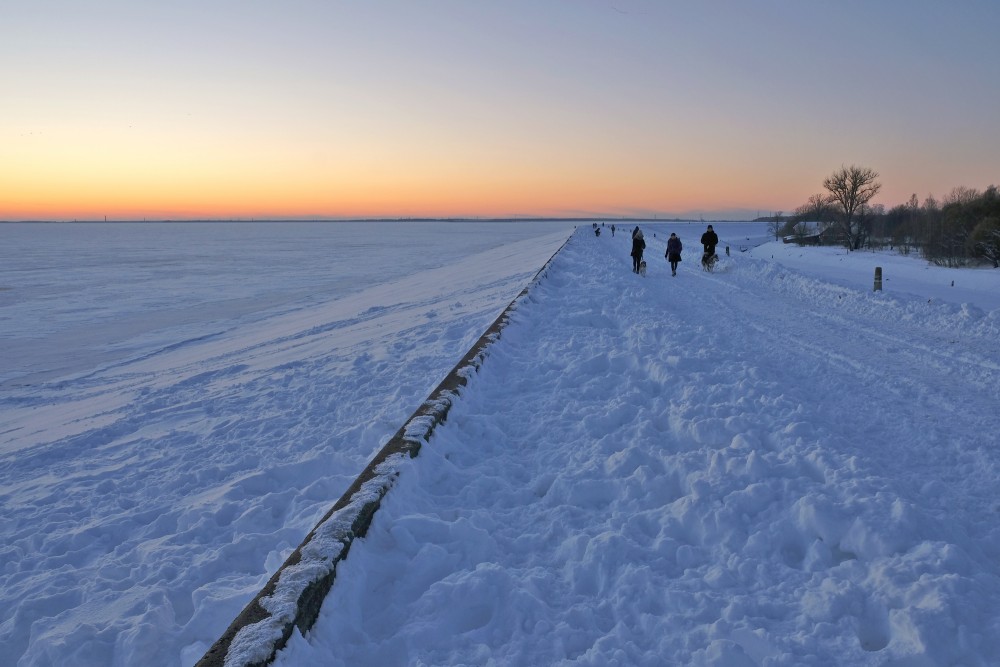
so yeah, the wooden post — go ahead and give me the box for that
[874,267,882,291]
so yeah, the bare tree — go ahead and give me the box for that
[823,165,882,250]
[863,203,887,249]
[943,186,980,206]
[802,194,834,224]
[767,211,784,240]
[971,218,1000,268]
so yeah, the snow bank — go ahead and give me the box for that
[271,226,1000,666]
[200,233,570,667]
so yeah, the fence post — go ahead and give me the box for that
[874,267,882,291]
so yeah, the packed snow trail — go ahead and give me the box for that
[275,228,1000,666]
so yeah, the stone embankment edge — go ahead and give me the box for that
[196,230,575,667]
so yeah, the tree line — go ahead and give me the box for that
[774,165,1000,268]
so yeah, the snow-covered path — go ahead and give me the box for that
[275,228,1000,665]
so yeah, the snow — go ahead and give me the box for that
[0,220,572,666]
[3,220,1000,666]
[749,237,1000,314]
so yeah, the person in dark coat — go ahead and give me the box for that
[665,232,683,276]
[630,227,645,273]
[700,224,719,268]
[701,224,719,256]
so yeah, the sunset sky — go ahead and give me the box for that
[3,1,999,221]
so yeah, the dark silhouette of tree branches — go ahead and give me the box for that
[823,165,882,250]
[787,170,999,268]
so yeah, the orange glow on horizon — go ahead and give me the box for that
[2,138,809,221]
[3,100,988,221]
[1,178,801,221]
[2,105,817,221]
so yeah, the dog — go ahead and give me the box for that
[701,252,718,272]
[638,260,647,277]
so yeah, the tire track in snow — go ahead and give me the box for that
[694,259,1000,528]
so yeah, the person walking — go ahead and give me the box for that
[701,224,719,257]
[630,227,645,273]
[700,224,719,268]
[665,232,683,276]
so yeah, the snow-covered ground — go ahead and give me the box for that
[0,220,573,666]
[749,237,1000,314]
[3,221,1000,666]
[273,225,1000,666]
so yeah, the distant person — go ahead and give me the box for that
[701,224,719,269]
[595,226,601,237]
[665,232,683,276]
[611,224,616,237]
[630,227,645,273]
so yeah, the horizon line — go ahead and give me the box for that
[0,215,769,224]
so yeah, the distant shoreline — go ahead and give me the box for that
[0,217,759,224]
